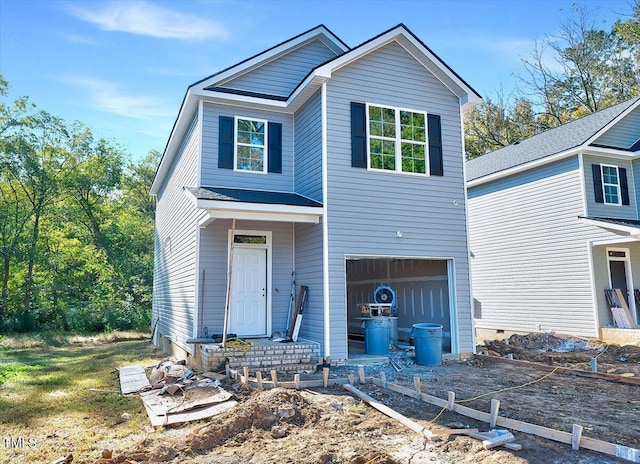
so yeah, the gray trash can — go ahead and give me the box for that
[412,323,443,365]
[364,318,390,355]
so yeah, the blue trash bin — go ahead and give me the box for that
[412,323,443,365]
[364,318,390,355]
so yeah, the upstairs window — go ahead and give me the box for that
[592,163,629,206]
[218,115,282,173]
[367,104,427,174]
[601,165,620,205]
[235,118,267,172]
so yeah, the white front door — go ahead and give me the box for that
[229,246,267,336]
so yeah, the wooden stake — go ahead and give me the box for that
[343,384,424,434]
[222,218,236,347]
[256,371,263,390]
[242,366,249,385]
[591,358,597,373]
[414,377,421,397]
[323,367,329,388]
[348,373,355,385]
[270,369,278,388]
[447,391,455,411]
[225,363,230,379]
[572,424,583,450]
[490,399,500,429]
[380,371,387,389]
[294,374,300,390]
[357,365,365,384]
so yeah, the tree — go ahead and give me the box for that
[0,76,156,332]
[520,4,640,126]
[464,95,539,159]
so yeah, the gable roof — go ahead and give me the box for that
[466,97,640,185]
[151,24,481,195]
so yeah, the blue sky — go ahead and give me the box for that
[0,0,634,160]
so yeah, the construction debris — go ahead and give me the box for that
[118,360,238,427]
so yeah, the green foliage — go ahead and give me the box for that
[466,2,640,157]
[0,363,40,385]
[0,75,157,332]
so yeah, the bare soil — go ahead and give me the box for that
[99,333,640,464]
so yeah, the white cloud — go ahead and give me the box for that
[59,32,100,45]
[66,0,228,40]
[59,76,174,120]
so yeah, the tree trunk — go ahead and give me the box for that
[22,210,40,329]
[0,252,9,318]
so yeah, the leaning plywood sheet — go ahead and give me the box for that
[612,307,634,329]
[119,365,149,394]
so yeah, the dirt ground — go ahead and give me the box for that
[100,333,640,464]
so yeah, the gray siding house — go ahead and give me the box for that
[467,97,640,343]
[150,24,481,362]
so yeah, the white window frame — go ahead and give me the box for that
[600,164,621,205]
[366,103,429,176]
[234,116,268,174]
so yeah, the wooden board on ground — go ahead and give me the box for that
[143,399,238,427]
[140,383,232,416]
[119,365,149,394]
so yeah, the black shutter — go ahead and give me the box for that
[351,102,367,168]
[592,164,604,203]
[428,114,443,176]
[620,167,630,205]
[218,116,234,169]
[267,122,282,173]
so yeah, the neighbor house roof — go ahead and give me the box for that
[466,97,640,185]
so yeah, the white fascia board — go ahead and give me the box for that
[195,199,322,223]
[591,236,640,246]
[314,27,481,106]
[584,98,640,146]
[150,92,199,195]
[579,217,640,235]
[467,148,581,188]
[198,27,347,89]
[468,146,640,189]
[581,146,640,159]
[190,89,288,110]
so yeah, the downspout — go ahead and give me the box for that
[459,103,471,355]
[321,82,331,358]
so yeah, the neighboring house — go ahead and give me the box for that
[150,24,481,363]
[467,96,640,343]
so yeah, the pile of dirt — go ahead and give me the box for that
[504,333,605,352]
[481,333,640,371]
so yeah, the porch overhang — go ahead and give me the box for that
[579,216,640,239]
[185,186,323,225]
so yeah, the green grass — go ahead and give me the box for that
[0,331,163,463]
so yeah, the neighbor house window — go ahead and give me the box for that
[235,117,267,172]
[367,104,427,174]
[601,164,621,205]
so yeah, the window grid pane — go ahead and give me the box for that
[602,166,620,204]
[368,104,427,174]
[401,142,426,173]
[236,118,265,172]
